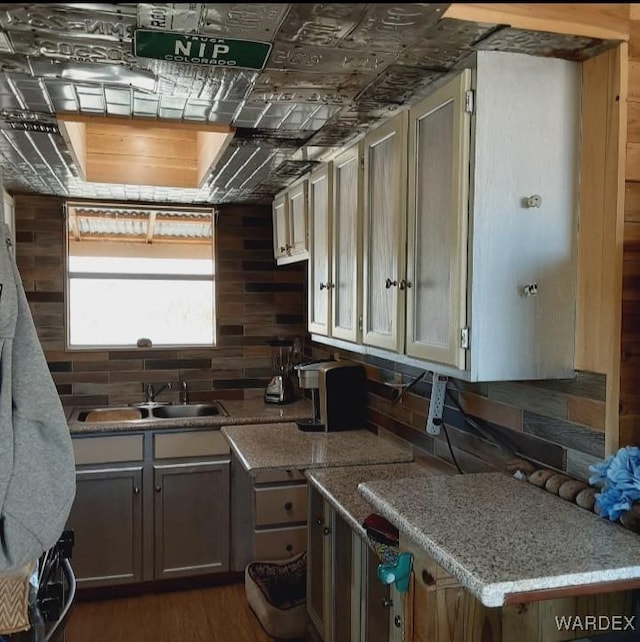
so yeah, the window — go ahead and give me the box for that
[65,201,216,349]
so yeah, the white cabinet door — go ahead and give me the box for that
[362,113,408,352]
[308,163,333,336]
[288,179,309,259]
[405,70,471,369]
[272,192,289,260]
[331,144,363,343]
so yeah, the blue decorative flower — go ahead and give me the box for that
[594,486,632,521]
[589,446,640,521]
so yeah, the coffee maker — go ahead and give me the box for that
[294,360,366,432]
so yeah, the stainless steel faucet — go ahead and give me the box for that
[180,380,189,404]
[145,382,172,403]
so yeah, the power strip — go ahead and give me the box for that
[427,373,448,435]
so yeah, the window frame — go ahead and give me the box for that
[64,200,218,351]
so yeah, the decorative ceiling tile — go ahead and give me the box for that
[0,4,620,204]
[200,4,291,42]
[475,27,616,62]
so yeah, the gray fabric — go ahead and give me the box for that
[0,223,76,571]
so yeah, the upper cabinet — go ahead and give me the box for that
[405,71,471,370]
[362,113,408,353]
[308,163,333,336]
[331,143,363,343]
[272,177,309,265]
[309,50,580,382]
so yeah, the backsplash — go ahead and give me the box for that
[307,341,606,482]
[14,194,307,407]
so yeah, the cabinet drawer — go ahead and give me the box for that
[255,484,308,526]
[154,431,229,459]
[73,434,143,465]
[253,468,306,485]
[254,526,307,561]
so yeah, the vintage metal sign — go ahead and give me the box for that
[133,29,272,70]
[137,4,203,34]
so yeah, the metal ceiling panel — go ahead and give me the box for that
[475,27,616,62]
[337,4,449,52]
[0,5,136,41]
[274,4,368,48]
[266,43,396,74]
[200,4,290,42]
[0,3,620,205]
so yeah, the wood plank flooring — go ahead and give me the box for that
[64,582,275,642]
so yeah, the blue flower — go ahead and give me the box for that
[588,453,615,487]
[589,447,640,522]
[595,486,632,521]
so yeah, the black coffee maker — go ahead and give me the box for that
[294,360,366,431]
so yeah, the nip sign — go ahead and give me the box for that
[133,29,272,70]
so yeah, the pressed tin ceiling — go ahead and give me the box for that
[0,3,619,205]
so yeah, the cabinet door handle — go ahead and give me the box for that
[316,518,324,526]
[133,486,140,496]
[279,246,287,253]
[323,526,332,536]
[286,544,293,553]
[394,615,402,629]
[320,282,327,290]
[382,598,393,608]
[155,485,162,493]
[284,502,293,511]
[385,278,398,289]
[327,282,334,289]
[399,279,412,290]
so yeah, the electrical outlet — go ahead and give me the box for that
[427,373,448,435]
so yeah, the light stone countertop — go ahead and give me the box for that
[221,423,413,475]
[67,397,313,434]
[305,459,454,540]
[359,471,640,608]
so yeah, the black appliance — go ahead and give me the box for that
[3,531,75,642]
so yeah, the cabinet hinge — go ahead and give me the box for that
[464,90,474,114]
[358,315,363,332]
[461,327,470,350]
[359,156,364,171]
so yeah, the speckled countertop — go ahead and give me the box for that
[67,398,313,434]
[359,472,640,608]
[306,459,454,540]
[221,423,413,475]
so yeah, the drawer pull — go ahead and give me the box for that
[286,544,293,552]
[284,502,293,511]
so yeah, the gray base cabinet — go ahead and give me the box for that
[68,430,230,589]
[230,458,307,571]
[153,460,229,579]
[68,466,143,587]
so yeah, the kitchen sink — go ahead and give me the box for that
[74,401,227,423]
[150,404,225,419]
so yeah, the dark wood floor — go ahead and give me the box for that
[65,582,275,642]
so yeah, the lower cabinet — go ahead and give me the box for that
[307,488,637,642]
[307,486,395,642]
[230,459,308,571]
[68,430,231,588]
[401,535,635,642]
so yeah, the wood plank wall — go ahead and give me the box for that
[621,5,640,445]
